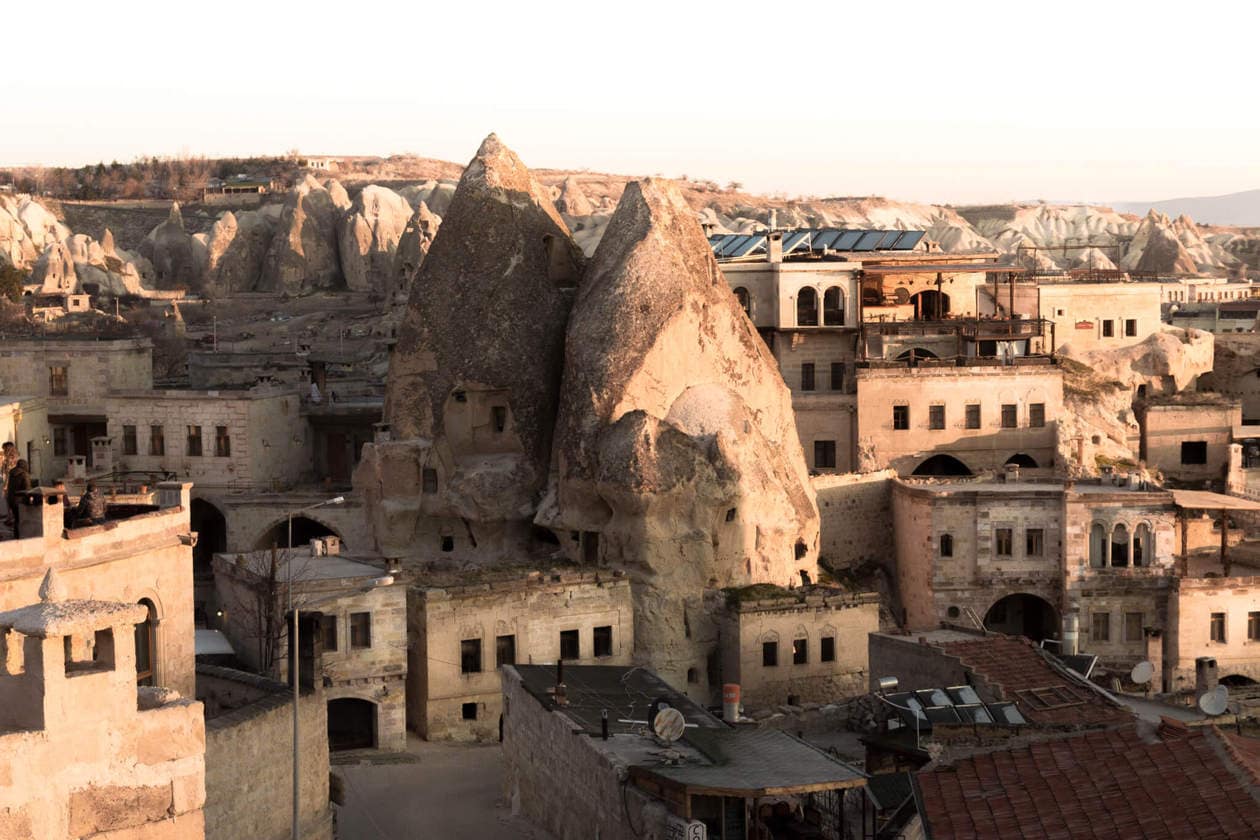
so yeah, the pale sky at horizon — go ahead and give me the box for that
[4,0,1257,205]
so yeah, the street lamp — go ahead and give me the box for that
[290,572,393,840]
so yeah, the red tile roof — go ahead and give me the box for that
[917,726,1260,839]
[937,636,1132,726]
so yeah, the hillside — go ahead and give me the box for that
[1114,188,1260,227]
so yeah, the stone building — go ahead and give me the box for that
[211,540,407,752]
[408,566,633,741]
[0,584,206,839]
[1031,280,1164,353]
[719,587,879,709]
[1137,393,1240,487]
[0,396,51,484]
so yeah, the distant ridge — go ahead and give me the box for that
[1114,188,1260,227]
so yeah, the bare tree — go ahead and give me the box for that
[221,546,319,677]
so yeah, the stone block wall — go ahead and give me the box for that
[1168,577,1260,689]
[813,470,894,572]
[199,666,332,840]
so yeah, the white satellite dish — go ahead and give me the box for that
[1199,685,1230,716]
[1130,661,1154,685]
[653,707,687,742]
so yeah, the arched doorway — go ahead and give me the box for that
[984,593,1058,642]
[1005,453,1039,468]
[796,288,819,326]
[328,698,377,751]
[255,516,341,550]
[190,499,227,582]
[911,290,950,320]
[896,348,938,363]
[135,599,158,687]
[912,454,973,476]
[1221,675,1258,687]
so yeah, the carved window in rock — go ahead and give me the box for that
[733,287,752,318]
[797,287,819,327]
[823,286,845,326]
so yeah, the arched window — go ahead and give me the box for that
[1111,523,1130,567]
[940,533,954,557]
[1089,523,1107,568]
[797,287,819,327]
[733,287,751,318]
[823,286,845,326]
[1133,523,1151,567]
[135,599,157,686]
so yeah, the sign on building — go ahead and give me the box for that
[665,814,706,840]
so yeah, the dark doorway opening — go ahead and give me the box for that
[912,454,973,477]
[984,594,1059,642]
[255,516,340,550]
[328,698,377,751]
[190,499,227,583]
[1005,453,1039,468]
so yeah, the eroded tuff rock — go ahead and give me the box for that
[362,134,582,557]
[260,175,344,293]
[1122,210,1200,275]
[391,201,439,300]
[201,209,278,295]
[30,241,77,293]
[338,185,412,294]
[541,178,820,678]
[555,175,594,217]
[139,203,201,289]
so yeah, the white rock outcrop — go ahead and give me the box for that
[337,185,412,294]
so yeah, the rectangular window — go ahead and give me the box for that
[53,427,67,457]
[793,638,808,665]
[929,405,945,431]
[491,406,507,433]
[1026,528,1044,556]
[1211,612,1227,643]
[1092,612,1111,643]
[149,425,165,456]
[349,612,371,649]
[965,404,981,430]
[940,533,954,557]
[1249,612,1260,642]
[800,363,815,392]
[762,641,778,667]
[1029,403,1045,428]
[1000,404,1018,429]
[1182,441,1208,465]
[321,614,338,652]
[820,636,836,663]
[995,528,1013,556]
[496,634,516,667]
[892,405,909,430]
[214,426,231,457]
[49,365,68,397]
[813,440,836,470]
[186,425,203,457]
[1125,319,1137,337]
[422,467,438,494]
[1125,612,1144,643]
[559,629,580,660]
[122,425,137,456]
[830,362,844,392]
[460,638,482,674]
[462,702,477,721]
[593,625,613,658]
[1102,320,1115,338]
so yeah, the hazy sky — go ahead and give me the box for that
[5,0,1257,204]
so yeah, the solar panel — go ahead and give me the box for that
[946,685,984,705]
[833,231,864,251]
[988,702,1027,726]
[852,231,885,251]
[924,705,962,725]
[710,234,737,255]
[955,704,994,724]
[892,231,926,251]
[727,235,766,259]
[915,688,952,708]
[811,230,842,250]
[717,235,752,257]
[876,230,903,249]
[885,692,927,725]
[782,230,812,255]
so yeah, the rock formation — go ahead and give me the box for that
[139,203,201,290]
[30,241,77,293]
[391,201,439,300]
[200,209,277,295]
[338,185,412,294]
[1123,210,1199,275]
[541,178,820,680]
[555,175,594,217]
[360,134,582,558]
[259,175,344,293]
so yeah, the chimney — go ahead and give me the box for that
[769,209,778,231]
[1195,656,1218,699]
[1061,612,1079,656]
[1145,627,1163,693]
[19,487,66,542]
[768,231,783,264]
[373,423,392,444]
[90,436,114,475]
[157,481,192,511]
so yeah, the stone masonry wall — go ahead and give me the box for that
[813,470,895,572]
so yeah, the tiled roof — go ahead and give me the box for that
[938,636,1131,726]
[917,726,1260,839]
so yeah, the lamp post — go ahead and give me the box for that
[286,496,344,840]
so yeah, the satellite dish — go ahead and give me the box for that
[1199,685,1230,716]
[1130,661,1154,685]
[653,707,686,742]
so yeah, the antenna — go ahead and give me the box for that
[652,707,686,743]
[1130,661,1154,685]
[1198,685,1229,716]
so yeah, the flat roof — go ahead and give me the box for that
[1171,490,1260,511]
[865,263,1025,274]
[215,548,387,583]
